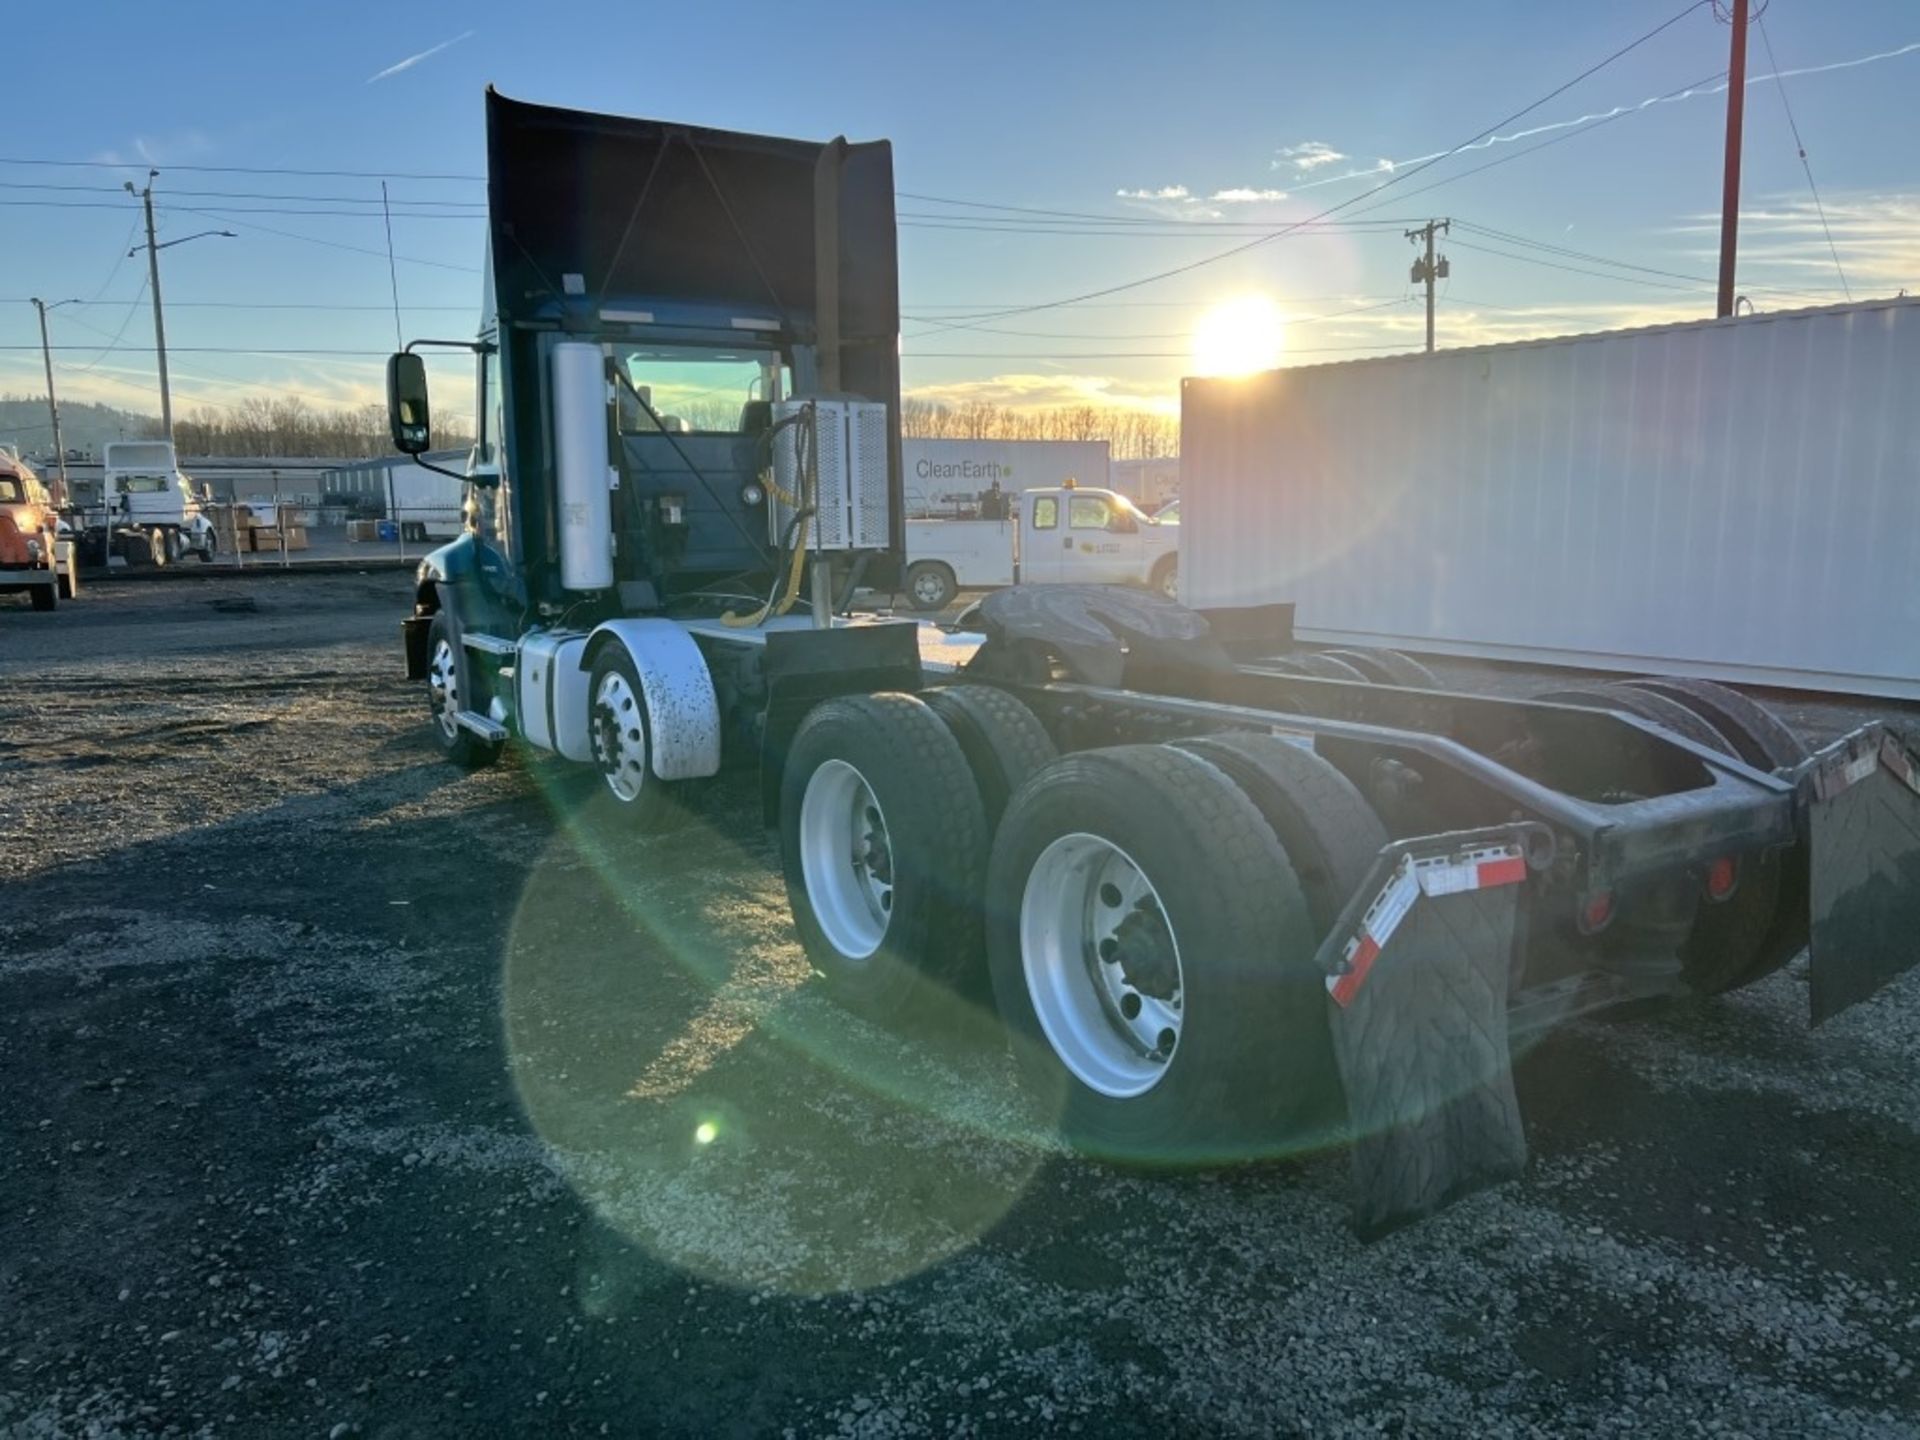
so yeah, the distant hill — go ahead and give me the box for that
[0,395,157,462]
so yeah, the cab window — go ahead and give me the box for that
[1068,496,1111,529]
[1031,496,1058,529]
[614,345,787,435]
[474,342,502,470]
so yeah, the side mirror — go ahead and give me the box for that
[387,352,432,454]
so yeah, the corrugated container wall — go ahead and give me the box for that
[1181,298,1920,699]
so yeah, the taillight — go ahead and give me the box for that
[1577,889,1616,935]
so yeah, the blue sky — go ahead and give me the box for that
[3,0,1915,431]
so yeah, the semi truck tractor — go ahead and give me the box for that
[388,90,1920,1230]
[86,440,217,566]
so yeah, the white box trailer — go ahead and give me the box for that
[903,439,1109,516]
[385,463,466,543]
[1182,297,1920,700]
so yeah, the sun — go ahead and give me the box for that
[1192,295,1286,378]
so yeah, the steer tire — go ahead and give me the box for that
[1294,651,1372,683]
[923,685,1057,833]
[580,645,702,833]
[781,692,991,1022]
[984,744,1322,1164]
[425,612,503,771]
[1148,553,1178,602]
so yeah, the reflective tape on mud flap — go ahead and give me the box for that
[1328,841,1532,1008]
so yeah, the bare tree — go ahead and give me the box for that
[901,399,1176,458]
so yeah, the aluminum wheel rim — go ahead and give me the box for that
[912,570,947,606]
[1020,833,1183,1099]
[427,638,460,741]
[592,672,649,803]
[798,759,894,962]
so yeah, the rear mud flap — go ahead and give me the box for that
[1317,829,1550,1238]
[1802,726,1920,1024]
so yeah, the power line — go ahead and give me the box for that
[1453,220,1837,301]
[167,204,482,273]
[1446,237,1711,292]
[901,297,1412,343]
[1754,13,1850,300]
[907,0,1714,334]
[68,279,150,375]
[0,155,484,183]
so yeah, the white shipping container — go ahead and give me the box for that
[903,439,1108,516]
[1181,297,1920,699]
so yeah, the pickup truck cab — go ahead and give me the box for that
[0,452,75,611]
[901,483,1178,610]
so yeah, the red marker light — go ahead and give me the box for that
[1705,856,1738,902]
[1579,890,1615,934]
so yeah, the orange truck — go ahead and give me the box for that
[0,450,76,612]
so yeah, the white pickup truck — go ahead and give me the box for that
[900,485,1179,610]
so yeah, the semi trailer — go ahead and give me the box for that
[390,90,1920,1231]
[1181,298,1920,700]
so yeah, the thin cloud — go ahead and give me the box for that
[1278,141,1345,172]
[367,29,475,85]
[1211,188,1289,203]
[1115,186,1191,202]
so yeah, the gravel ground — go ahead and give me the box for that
[3,574,1918,1438]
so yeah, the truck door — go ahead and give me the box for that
[1019,491,1065,582]
[1062,492,1141,583]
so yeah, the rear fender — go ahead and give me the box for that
[1800,725,1920,1022]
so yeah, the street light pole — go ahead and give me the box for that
[123,170,235,446]
[29,297,78,498]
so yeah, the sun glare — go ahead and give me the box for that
[1192,295,1286,378]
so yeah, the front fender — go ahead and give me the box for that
[580,620,722,781]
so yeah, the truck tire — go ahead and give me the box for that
[1536,684,1728,752]
[923,685,1057,832]
[1149,553,1178,602]
[31,580,57,612]
[1619,677,1809,771]
[781,693,991,1021]
[1621,678,1811,988]
[1364,648,1444,690]
[983,744,1323,1163]
[122,533,153,567]
[425,611,502,770]
[582,645,705,831]
[903,560,958,612]
[1541,683,1788,997]
[1180,733,1530,1229]
[1295,651,1371,683]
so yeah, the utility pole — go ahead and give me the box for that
[123,172,234,446]
[1406,219,1451,353]
[127,171,173,443]
[29,297,76,498]
[1715,0,1750,318]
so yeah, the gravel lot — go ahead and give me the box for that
[3,574,1918,1438]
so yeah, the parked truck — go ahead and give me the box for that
[386,90,1920,1230]
[1181,299,1920,700]
[901,482,1178,609]
[0,450,77,610]
[83,440,217,566]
